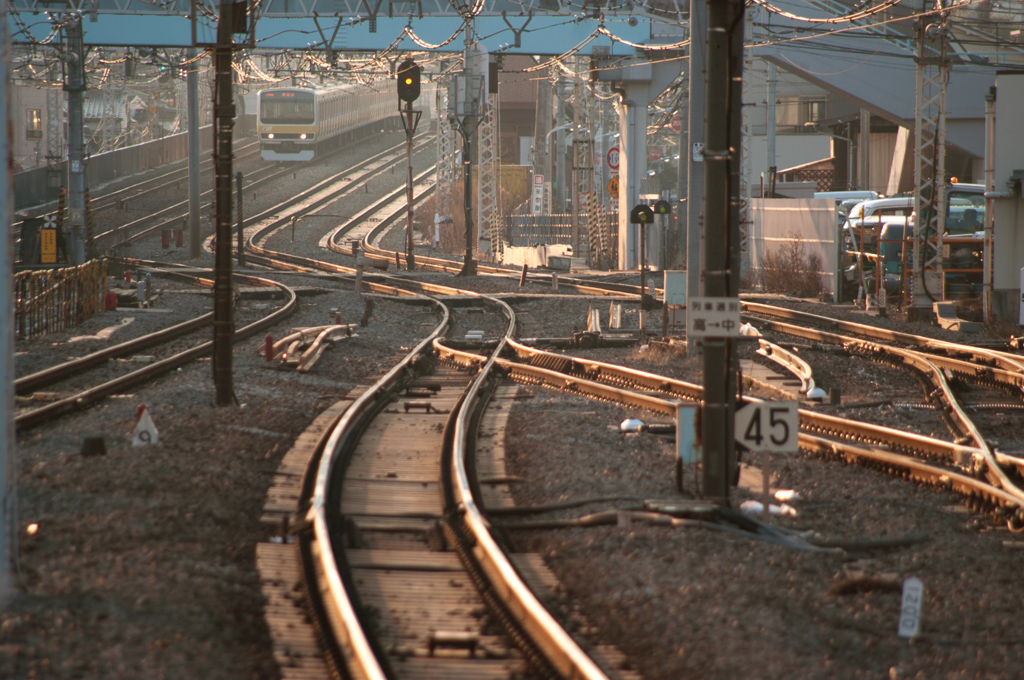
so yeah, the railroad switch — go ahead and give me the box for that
[427,631,479,658]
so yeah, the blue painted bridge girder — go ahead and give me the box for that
[7,0,673,55]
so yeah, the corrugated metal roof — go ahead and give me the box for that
[82,92,127,120]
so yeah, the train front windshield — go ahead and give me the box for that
[260,91,315,125]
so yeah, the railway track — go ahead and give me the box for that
[310,190,1024,529]
[259,286,643,680]
[13,140,261,243]
[14,262,296,430]
[225,159,1024,677]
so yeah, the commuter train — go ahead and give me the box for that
[256,82,398,161]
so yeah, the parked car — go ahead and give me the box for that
[843,214,914,253]
[878,222,912,294]
[814,190,880,203]
[845,196,915,223]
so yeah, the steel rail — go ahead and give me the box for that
[92,160,284,248]
[15,309,213,395]
[756,338,816,396]
[742,301,1024,375]
[241,137,433,253]
[440,298,612,680]
[744,314,1024,397]
[496,338,1024,473]
[445,340,1024,522]
[305,295,448,680]
[88,143,263,216]
[96,134,430,253]
[14,139,260,232]
[743,315,1024,477]
[15,261,296,429]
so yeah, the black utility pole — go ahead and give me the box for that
[213,0,237,406]
[64,16,87,264]
[701,0,745,503]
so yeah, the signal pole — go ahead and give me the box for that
[397,58,422,271]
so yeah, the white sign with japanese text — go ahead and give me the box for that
[686,296,741,338]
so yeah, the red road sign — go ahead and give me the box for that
[607,146,620,171]
[649,147,663,163]
[671,113,682,133]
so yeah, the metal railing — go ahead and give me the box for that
[14,259,108,340]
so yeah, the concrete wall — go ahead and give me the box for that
[748,198,840,297]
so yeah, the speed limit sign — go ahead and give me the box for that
[607,146,620,172]
[734,402,799,453]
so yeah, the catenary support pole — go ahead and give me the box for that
[1,3,16,606]
[687,0,708,304]
[458,18,477,276]
[701,0,744,504]
[65,16,87,264]
[213,0,236,405]
[187,47,202,259]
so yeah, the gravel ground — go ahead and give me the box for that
[503,385,1024,680]
[501,295,1024,680]
[8,130,1024,679]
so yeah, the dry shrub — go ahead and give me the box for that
[756,235,824,298]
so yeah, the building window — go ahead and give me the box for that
[774,96,828,134]
[26,109,43,140]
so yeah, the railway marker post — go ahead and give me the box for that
[898,577,924,639]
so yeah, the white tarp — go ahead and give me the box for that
[748,198,840,298]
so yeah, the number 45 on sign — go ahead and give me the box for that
[734,401,799,453]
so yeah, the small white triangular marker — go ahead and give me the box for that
[132,404,159,446]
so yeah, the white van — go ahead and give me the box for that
[846,196,914,222]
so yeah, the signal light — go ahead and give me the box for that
[629,204,654,225]
[396,58,420,103]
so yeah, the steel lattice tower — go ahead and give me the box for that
[910,5,950,309]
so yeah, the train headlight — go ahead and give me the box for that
[267,133,274,139]
[300,133,307,140]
